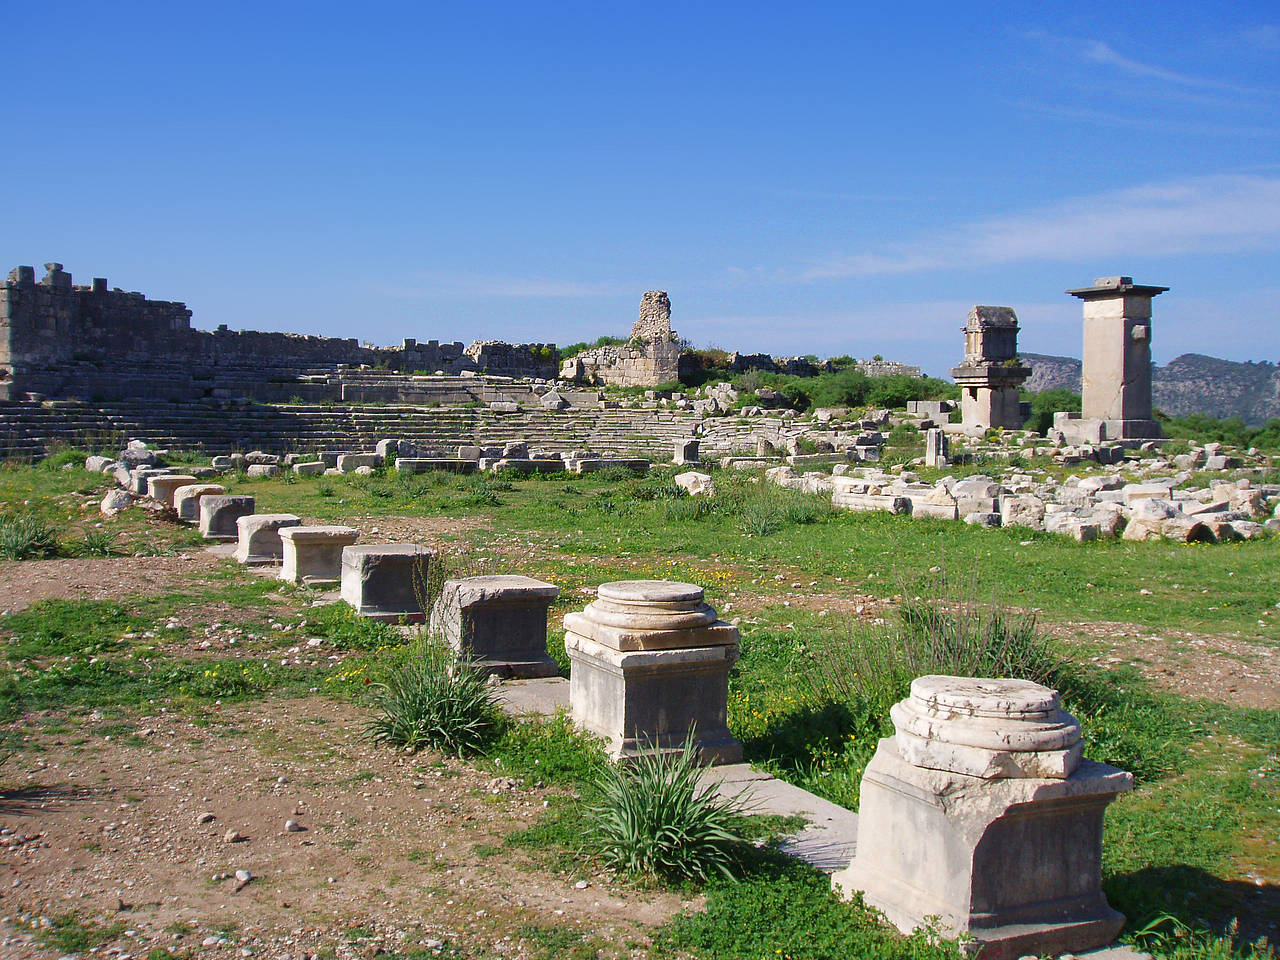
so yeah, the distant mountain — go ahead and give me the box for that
[1022,353,1082,394]
[1021,352,1280,426]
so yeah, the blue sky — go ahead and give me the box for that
[4,2,1278,375]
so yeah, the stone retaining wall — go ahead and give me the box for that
[1,263,557,402]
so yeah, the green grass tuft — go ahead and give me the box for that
[364,642,501,756]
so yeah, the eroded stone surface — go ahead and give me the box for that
[340,544,434,621]
[891,675,1084,780]
[279,525,359,585]
[566,580,742,763]
[432,575,561,678]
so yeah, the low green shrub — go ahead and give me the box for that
[39,448,92,471]
[310,603,403,652]
[364,642,501,756]
[69,530,118,557]
[587,735,748,882]
[0,514,60,560]
[740,498,783,537]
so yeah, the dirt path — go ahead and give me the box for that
[0,552,223,614]
[1062,619,1280,712]
[0,698,685,959]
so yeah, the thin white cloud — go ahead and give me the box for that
[1023,30,1278,101]
[1083,41,1211,88]
[1013,100,1275,138]
[376,271,626,301]
[798,174,1280,281]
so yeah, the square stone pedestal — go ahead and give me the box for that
[833,737,1131,960]
[234,513,301,565]
[174,484,225,522]
[147,475,198,509]
[130,467,173,496]
[565,580,742,764]
[433,575,561,678]
[279,526,359,585]
[198,495,255,541]
[340,544,434,621]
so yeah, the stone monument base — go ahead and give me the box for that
[1055,412,1163,445]
[433,575,562,679]
[832,738,1130,960]
[566,635,742,764]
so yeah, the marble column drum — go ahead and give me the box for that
[565,580,742,764]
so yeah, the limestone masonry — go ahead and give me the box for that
[0,262,556,403]
[560,290,682,387]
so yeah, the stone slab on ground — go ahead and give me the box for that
[702,763,860,873]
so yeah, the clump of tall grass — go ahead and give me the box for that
[0,515,60,560]
[736,485,832,537]
[808,576,1062,714]
[588,735,750,883]
[464,476,503,507]
[70,530,118,557]
[364,641,501,756]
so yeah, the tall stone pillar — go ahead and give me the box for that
[949,306,1030,432]
[1058,276,1167,442]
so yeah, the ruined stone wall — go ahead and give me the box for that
[463,341,557,378]
[559,290,682,387]
[632,290,672,341]
[563,339,681,387]
[0,263,557,401]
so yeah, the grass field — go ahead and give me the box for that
[1,457,1276,958]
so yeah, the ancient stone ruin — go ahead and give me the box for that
[564,580,743,763]
[950,305,1030,432]
[1056,276,1168,443]
[0,262,556,404]
[833,675,1132,959]
[560,291,682,387]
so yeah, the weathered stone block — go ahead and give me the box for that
[833,677,1132,960]
[279,526,359,586]
[566,581,741,763]
[130,467,173,495]
[1001,495,1045,530]
[395,458,477,475]
[674,438,700,465]
[147,474,198,509]
[174,483,226,522]
[432,575,561,678]
[198,495,255,541]
[340,544,434,621]
[674,471,716,496]
[336,453,381,473]
[234,513,301,565]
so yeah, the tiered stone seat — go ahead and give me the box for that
[0,396,698,461]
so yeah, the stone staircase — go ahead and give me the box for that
[0,399,698,461]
